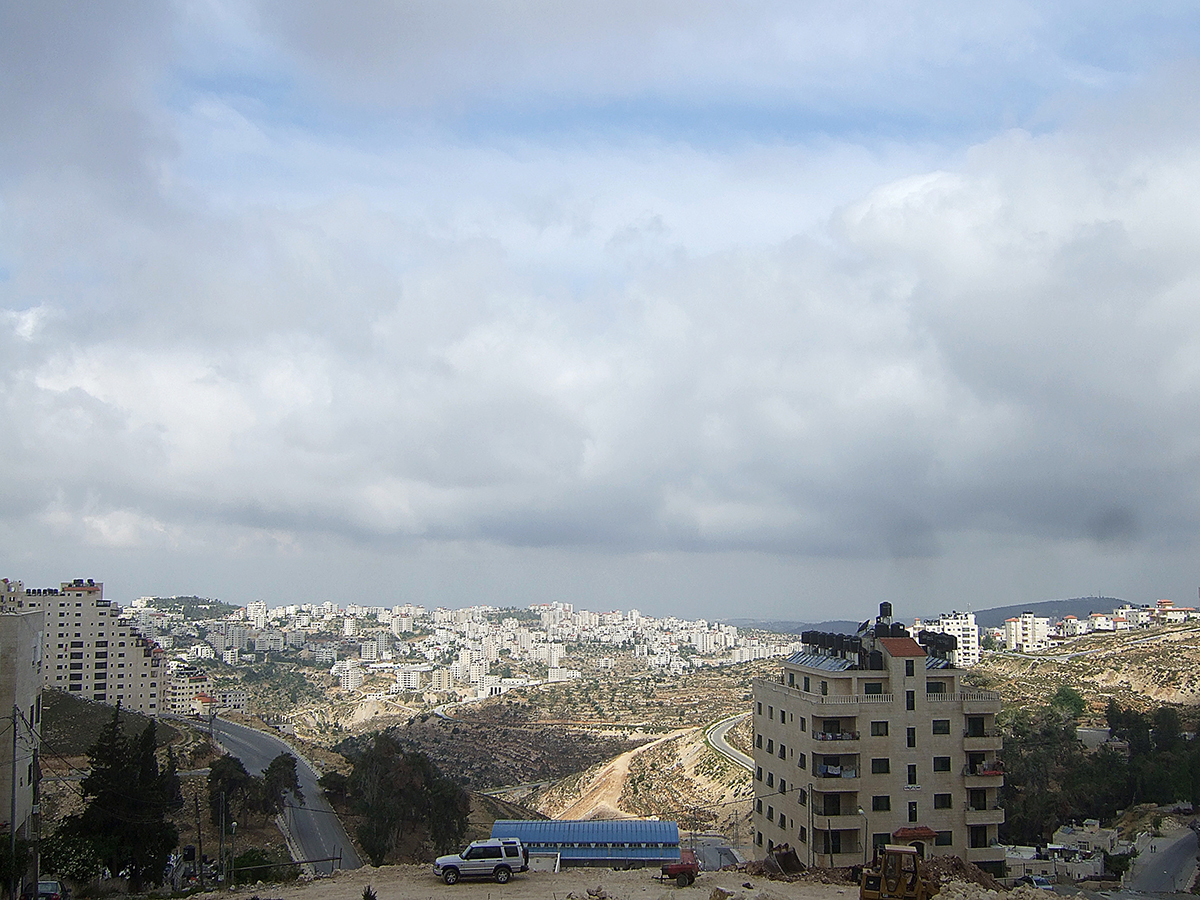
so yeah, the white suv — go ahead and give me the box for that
[434,838,529,884]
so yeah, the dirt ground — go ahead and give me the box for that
[218,864,858,900]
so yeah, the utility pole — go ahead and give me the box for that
[194,791,205,889]
[11,704,19,900]
[218,792,225,884]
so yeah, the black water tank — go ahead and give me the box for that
[869,650,884,670]
[880,601,893,619]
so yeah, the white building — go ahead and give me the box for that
[914,611,981,667]
[2,579,163,715]
[1003,613,1050,652]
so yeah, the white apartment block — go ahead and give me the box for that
[1003,613,1051,651]
[2,579,163,715]
[914,612,981,668]
[752,603,1004,875]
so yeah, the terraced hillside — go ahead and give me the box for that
[971,622,1200,722]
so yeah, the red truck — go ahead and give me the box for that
[661,849,700,886]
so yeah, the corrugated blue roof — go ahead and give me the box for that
[491,819,679,845]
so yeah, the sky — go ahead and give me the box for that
[4,2,1200,620]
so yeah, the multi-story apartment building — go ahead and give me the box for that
[752,603,1004,875]
[1003,613,1050,652]
[0,606,42,842]
[2,579,162,715]
[912,612,980,668]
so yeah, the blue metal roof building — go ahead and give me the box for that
[491,819,681,867]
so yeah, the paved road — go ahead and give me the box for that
[705,712,753,771]
[1127,827,1198,894]
[213,718,362,874]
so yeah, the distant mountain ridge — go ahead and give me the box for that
[729,597,1131,636]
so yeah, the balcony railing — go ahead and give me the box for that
[756,680,894,705]
[927,690,1002,702]
[814,731,861,741]
[816,765,859,779]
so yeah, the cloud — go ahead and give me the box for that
[5,3,1200,613]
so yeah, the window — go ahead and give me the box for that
[907,764,918,785]
[926,681,946,694]
[756,799,763,813]
[907,727,916,748]
[906,690,915,711]
[932,719,951,735]
[757,702,762,715]
[797,788,807,806]
[803,676,810,692]
[799,716,807,732]
[779,779,787,795]
[871,758,890,774]
[871,720,888,736]
[908,801,918,823]
[767,806,774,822]
[756,734,763,749]
[767,739,774,754]
[767,773,774,787]
[756,766,763,781]
[966,716,986,737]
[798,752,806,770]
[864,682,883,695]
[905,659,915,677]
[798,825,807,843]
[788,672,795,687]
[872,795,891,812]
[779,744,786,760]
[820,680,828,696]
[769,706,774,720]
[933,756,951,772]
[934,794,952,809]
[756,832,763,847]
[935,831,953,847]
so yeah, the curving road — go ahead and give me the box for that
[213,718,361,874]
[1126,826,1198,894]
[705,712,753,771]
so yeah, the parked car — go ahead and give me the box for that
[433,838,529,884]
[21,879,70,900]
[1019,875,1054,891]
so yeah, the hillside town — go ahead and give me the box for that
[5,577,1200,899]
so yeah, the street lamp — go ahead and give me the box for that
[229,822,236,890]
[858,806,868,866]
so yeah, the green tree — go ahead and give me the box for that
[346,735,469,865]
[56,708,178,891]
[1050,685,1086,719]
[261,753,305,818]
[208,754,257,827]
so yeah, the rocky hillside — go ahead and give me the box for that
[530,727,752,835]
[971,622,1200,721]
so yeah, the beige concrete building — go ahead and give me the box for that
[1,579,163,715]
[752,603,1004,874]
[0,607,42,840]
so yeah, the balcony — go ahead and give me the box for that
[814,731,861,741]
[815,765,859,779]
[812,813,867,831]
[965,807,1006,826]
[927,691,1002,714]
[963,733,1003,752]
[963,766,1004,788]
[964,846,1006,864]
[757,680,894,706]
